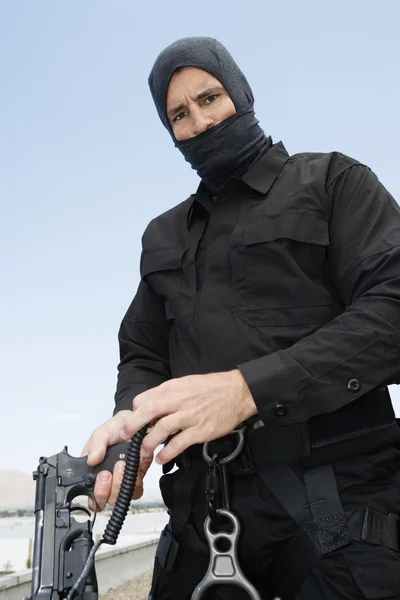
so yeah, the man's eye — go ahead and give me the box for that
[204,94,218,104]
[174,111,187,122]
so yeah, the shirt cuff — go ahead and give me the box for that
[237,350,309,425]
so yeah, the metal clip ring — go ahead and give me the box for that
[202,427,245,465]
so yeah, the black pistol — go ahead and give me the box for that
[27,442,130,600]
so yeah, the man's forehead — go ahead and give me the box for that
[168,67,220,89]
[167,68,224,105]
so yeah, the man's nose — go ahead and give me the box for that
[191,110,214,137]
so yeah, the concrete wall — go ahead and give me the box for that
[0,538,158,600]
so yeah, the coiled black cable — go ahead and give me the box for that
[103,425,147,544]
[67,426,148,599]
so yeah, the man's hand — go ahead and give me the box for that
[81,411,153,511]
[121,369,258,465]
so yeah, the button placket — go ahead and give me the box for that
[181,212,209,331]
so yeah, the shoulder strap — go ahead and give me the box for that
[257,463,351,599]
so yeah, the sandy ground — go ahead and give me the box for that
[100,570,153,600]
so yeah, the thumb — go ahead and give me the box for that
[133,474,144,500]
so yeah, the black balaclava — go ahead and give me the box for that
[148,37,272,197]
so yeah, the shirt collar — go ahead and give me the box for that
[186,185,215,229]
[186,141,290,228]
[241,141,289,194]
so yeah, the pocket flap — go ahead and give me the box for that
[244,211,329,246]
[142,247,186,277]
[232,303,341,327]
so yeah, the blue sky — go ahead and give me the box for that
[1,1,399,499]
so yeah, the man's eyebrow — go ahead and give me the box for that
[167,85,226,120]
[195,85,225,102]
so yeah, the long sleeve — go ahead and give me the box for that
[238,163,400,426]
[113,271,171,415]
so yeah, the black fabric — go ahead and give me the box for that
[114,142,400,463]
[148,445,400,599]
[270,529,318,600]
[148,37,272,196]
[257,463,321,600]
[303,465,351,552]
[154,523,180,573]
[348,508,400,552]
[257,463,351,599]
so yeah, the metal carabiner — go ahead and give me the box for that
[190,509,262,600]
[202,427,246,465]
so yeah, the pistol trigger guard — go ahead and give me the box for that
[70,504,92,518]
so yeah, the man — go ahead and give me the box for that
[82,37,400,599]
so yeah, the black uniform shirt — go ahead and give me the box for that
[114,141,400,433]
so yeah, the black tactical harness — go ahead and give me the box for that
[155,383,400,599]
[259,462,400,599]
[164,427,400,599]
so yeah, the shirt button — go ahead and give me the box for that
[347,378,361,393]
[273,403,288,417]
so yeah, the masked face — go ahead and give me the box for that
[166,67,236,141]
[149,37,271,197]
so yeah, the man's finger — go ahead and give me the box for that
[85,421,125,466]
[108,460,126,507]
[81,423,112,466]
[131,385,175,433]
[92,470,113,511]
[141,415,180,456]
[156,428,199,464]
[120,408,158,443]
[81,441,91,458]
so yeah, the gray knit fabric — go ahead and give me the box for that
[148,37,271,196]
[148,37,253,133]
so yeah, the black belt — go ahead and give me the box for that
[174,434,256,475]
[250,385,396,463]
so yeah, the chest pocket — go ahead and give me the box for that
[142,247,187,322]
[231,211,338,326]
